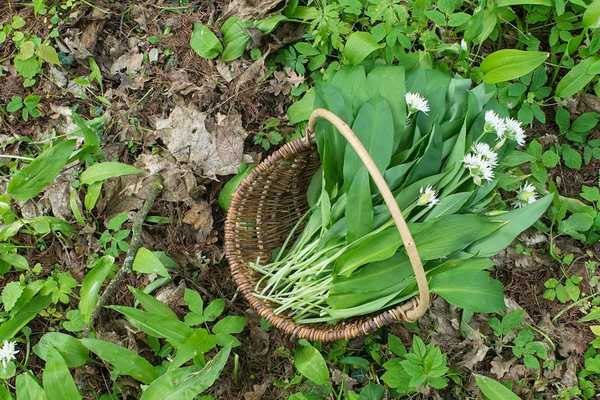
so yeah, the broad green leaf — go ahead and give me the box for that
[33,332,89,368]
[496,0,551,5]
[343,32,381,65]
[382,359,411,392]
[212,316,246,335]
[42,347,81,400]
[84,182,102,211]
[2,282,23,312]
[344,98,395,184]
[79,256,115,323]
[8,140,76,201]
[580,307,600,322]
[221,17,250,61]
[203,298,225,322]
[190,23,223,59]
[140,346,231,400]
[583,0,600,29]
[80,162,143,185]
[69,188,85,225]
[359,383,384,400]
[130,287,178,320]
[346,169,373,241]
[255,14,288,33]
[336,214,499,276]
[427,192,472,220]
[132,247,170,277]
[169,329,217,369]
[467,194,553,257]
[16,372,46,400]
[0,295,51,341]
[474,374,521,399]
[480,50,548,84]
[36,44,60,65]
[430,270,505,312]
[80,338,159,384]
[366,66,406,142]
[294,340,329,386]
[109,306,193,343]
[562,146,582,169]
[555,57,600,98]
[218,164,254,211]
[287,88,315,124]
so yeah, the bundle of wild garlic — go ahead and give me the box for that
[250,63,551,324]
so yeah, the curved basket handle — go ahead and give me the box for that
[307,108,430,321]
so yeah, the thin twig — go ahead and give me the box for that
[88,174,163,332]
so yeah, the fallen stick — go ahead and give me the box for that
[89,174,163,331]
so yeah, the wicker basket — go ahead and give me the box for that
[225,109,431,342]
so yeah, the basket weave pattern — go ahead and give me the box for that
[225,137,422,342]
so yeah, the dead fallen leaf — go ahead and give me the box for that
[183,202,213,242]
[582,94,600,113]
[490,356,514,379]
[155,282,185,309]
[137,153,197,202]
[156,104,247,177]
[81,8,107,51]
[558,326,588,357]
[243,382,268,400]
[224,0,283,19]
[45,181,71,220]
[110,50,144,75]
[61,36,93,60]
[233,54,267,94]
[561,356,579,388]
[461,339,489,370]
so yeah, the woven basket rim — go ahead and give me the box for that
[224,137,420,342]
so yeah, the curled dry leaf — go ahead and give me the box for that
[490,356,514,379]
[155,282,186,310]
[461,338,490,370]
[156,104,247,177]
[46,181,72,220]
[110,50,144,75]
[183,201,213,242]
[224,0,283,19]
[81,8,107,51]
[561,356,579,388]
[137,153,197,202]
[243,382,268,400]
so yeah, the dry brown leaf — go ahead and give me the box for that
[233,54,267,94]
[490,356,514,379]
[243,382,269,400]
[561,356,579,388]
[156,104,247,177]
[155,282,185,309]
[61,36,93,59]
[81,8,107,51]
[224,0,283,19]
[461,339,489,370]
[110,50,144,75]
[558,326,588,357]
[46,181,71,220]
[582,94,600,113]
[136,153,197,202]
[183,202,213,242]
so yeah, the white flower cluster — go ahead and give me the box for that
[417,185,439,207]
[0,340,18,368]
[484,110,526,147]
[513,182,538,208]
[405,92,430,115]
[463,142,498,185]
